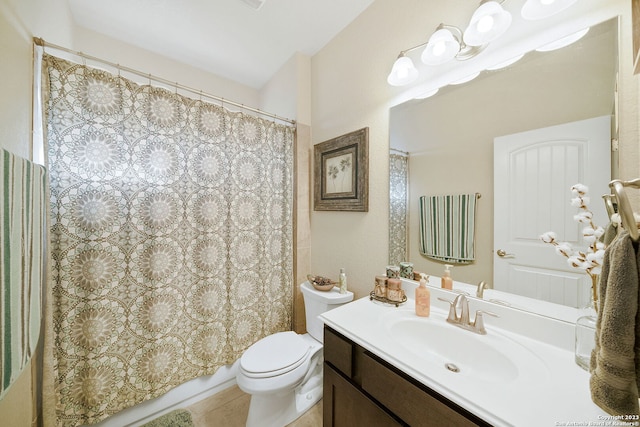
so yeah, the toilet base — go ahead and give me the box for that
[245,354,323,427]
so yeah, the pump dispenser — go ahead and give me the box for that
[441,264,453,290]
[415,274,430,317]
[339,268,347,294]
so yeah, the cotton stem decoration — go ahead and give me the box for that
[540,184,605,313]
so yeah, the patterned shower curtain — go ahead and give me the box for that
[42,54,294,426]
[389,153,408,265]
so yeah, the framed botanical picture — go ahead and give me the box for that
[314,127,369,211]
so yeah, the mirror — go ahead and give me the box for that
[388,18,618,313]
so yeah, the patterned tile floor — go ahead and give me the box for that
[187,385,322,427]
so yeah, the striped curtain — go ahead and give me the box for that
[43,54,294,426]
[0,148,47,399]
[419,194,478,264]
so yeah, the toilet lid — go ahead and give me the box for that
[240,331,310,378]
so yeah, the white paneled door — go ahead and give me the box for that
[493,116,611,308]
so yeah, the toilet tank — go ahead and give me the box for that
[300,281,354,342]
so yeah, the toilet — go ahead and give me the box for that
[236,281,354,427]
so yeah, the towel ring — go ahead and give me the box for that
[609,179,640,242]
[601,194,616,220]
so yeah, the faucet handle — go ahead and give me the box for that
[472,310,499,335]
[437,297,458,322]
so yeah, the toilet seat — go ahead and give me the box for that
[240,331,311,379]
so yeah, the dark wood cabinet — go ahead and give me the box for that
[323,326,491,427]
[324,363,402,427]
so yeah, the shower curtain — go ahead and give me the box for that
[389,153,408,265]
[41,54,294,426]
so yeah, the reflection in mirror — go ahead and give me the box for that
[389,150,408,265]
[389,18,618,311]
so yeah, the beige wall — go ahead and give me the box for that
[310,0,639,300]
[0,0,74,425]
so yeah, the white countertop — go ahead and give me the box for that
[320,290,608,427]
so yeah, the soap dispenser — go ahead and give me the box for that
[441,264,453,290]
[339,268,347,294]
[415,274,430,317]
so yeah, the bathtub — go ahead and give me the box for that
[87,361,240,427]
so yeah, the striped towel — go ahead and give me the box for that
[1,149,47,398]
[419,194,478,264]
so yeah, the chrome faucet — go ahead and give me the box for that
[438,294,499,335]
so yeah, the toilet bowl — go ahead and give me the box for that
[236,281,354,427]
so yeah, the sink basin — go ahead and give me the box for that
[382,310,550,384]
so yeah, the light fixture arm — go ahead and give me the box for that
[436,23,486,61]
[394,23,485,64]
[397,41,429,58]
[395,23,460,57]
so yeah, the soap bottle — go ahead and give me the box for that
[415,274,430,317]
[441,264,453,290]
[339,268,347,294]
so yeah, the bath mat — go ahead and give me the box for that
[142,409,194,427]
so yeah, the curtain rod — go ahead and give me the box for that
[390,148,409,155]
[33,37,296,126]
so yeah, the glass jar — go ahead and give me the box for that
[575,311,597,371]
[575,275,599,371]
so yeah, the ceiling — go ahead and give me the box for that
[67,0,374,89]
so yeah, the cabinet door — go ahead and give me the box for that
[361,352,484,427]
[323,363,402,427]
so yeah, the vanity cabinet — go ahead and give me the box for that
[323,326,490,427]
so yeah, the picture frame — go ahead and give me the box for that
[314,127,369,212]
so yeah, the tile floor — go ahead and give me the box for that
[187,385,322,427]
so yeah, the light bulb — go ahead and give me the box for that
[433,41,446,57]
[421,27,461,65]
[477,15,495,33]
[387,55,419,86]
[463,1,512,46]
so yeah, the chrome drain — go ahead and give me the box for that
[445,363,460,373]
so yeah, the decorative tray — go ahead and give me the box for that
[369,291,407,307]
[307,274,337,291]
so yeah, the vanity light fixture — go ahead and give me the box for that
[387,0,578,87]
[387,0,510,87]
[387,23,486,86]
[521,0,578,21]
